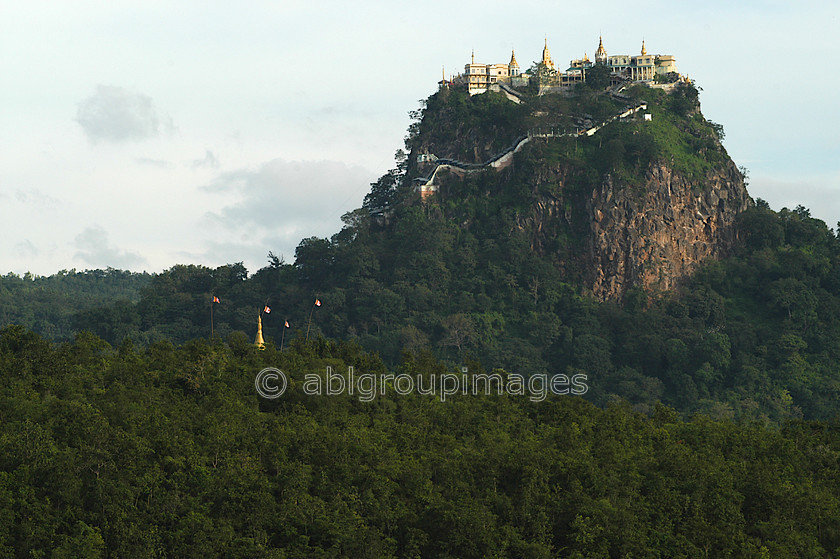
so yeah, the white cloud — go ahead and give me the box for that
[136,157,174,169]
[75,85,174,144]
[15,188,58,208]
[204,158,374,231]
[198,158,376,268]
[73,225,148,269]
[191,149,220,170]
[15,240,39,258]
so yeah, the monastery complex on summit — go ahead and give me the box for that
[451,37,680,95]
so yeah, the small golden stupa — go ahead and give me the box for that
[255,315,266,350]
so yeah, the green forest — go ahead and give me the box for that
[3,79,840,556]
[1,327,839,556]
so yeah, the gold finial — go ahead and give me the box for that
[542,39,553,68]
[255,314,266,350]
[510,49,518,66]
[641,40,647,55]
[596,35,607,59]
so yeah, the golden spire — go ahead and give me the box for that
[255,314,265,350]
[541,38,553,68]
[596,35,607,60]
[510,49,518,66]
[641,40,647,55]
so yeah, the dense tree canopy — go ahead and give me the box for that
[1,326,839,557]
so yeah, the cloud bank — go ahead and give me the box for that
[74,226,148,270]
[201,158,376,266]
[205,158,374,231]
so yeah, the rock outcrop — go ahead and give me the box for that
[511,156,750,301]
[584,161,750,300]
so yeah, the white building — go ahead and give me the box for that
[463,50,521,95]
[453,37,679,95]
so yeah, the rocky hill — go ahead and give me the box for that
[398,81,751,301]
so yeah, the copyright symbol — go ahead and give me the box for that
[255,367,287,399]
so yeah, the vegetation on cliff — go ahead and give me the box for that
[403,81,728,184]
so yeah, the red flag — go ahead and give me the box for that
[284,320,290,328]
[315,299,321,307]
[213,296,220,303]
[264,306,271,314]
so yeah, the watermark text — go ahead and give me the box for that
[255,366,587,402]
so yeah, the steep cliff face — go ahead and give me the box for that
[584,161,750,300]
[510,156,750,301]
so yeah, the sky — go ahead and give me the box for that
[2,1,838,276]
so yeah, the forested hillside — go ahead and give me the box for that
[1,326,839,557]
[7,202,836,422]
[3,83,840,424]
[0,269,150,342]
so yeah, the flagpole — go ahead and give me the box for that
[306,299,320,340]
[210,295,215,339]
[306,303,315,340]
[280,320,287,351]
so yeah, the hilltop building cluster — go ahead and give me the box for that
[450,37,679,95]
